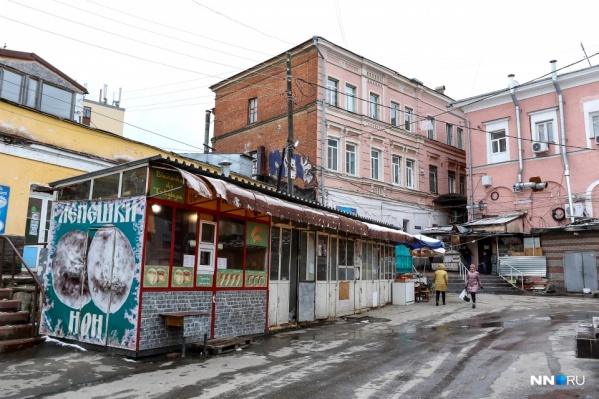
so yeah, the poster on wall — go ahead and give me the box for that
[0,185,9,234]
[40,196,146,351]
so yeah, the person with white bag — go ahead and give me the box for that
[465,263,483,308]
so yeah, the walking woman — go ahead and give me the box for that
[465,263,484,308]
[433,263,448,306]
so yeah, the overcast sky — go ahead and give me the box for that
[2,0,599,153]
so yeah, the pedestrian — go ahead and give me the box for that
[460,246,472,267]
[465,263,484,308]
[433,263,448,306]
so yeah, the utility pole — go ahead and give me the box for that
[286,52,294,196]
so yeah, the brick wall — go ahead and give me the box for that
[214,290,267,338]
[541,230,599,292]
[139,290,267,351]
[139,291,212,351]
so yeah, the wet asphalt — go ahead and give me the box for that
[1,293,599,399]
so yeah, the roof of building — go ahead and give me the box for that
[0,49,88,94]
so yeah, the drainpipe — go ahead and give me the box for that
[508,74,524,190]
[551,60,575,223]
[204,109,212,154]
[313,36,327,206]
[447,111,473,221]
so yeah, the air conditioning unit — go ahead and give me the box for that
[595,136,599,145]
[481,175,492,187]
[565,203,585,218]
[532,141,549,154]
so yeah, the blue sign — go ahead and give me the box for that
[336,206,358,215]
[414,226,422,230]
[0,185,9,234]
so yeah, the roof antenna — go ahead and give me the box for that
[581,42,592,67]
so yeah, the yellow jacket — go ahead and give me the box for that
[433,264,449,291]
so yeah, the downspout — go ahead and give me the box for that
[448,111,473,220]
[508,74,524,188]
[313,36,327,206]
[204,109,211,154]
[551,60,575,223]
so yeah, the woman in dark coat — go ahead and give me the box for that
[465,263,483,308]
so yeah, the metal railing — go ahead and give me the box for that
[458,261,469,281]
[0,235,44,337]
[499,263,525,290]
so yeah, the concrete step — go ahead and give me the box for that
[0,299,20,312]
[0,323,34,340]
[0,336,46,354]
[0,311,29,326]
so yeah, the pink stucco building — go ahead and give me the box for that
[451,61,599,292]
[210,37,468,234]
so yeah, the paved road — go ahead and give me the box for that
[2,294,598,398]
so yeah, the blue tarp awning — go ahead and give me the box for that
[409,234,445,253]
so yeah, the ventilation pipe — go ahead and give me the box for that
[313,36,327,206]
[204,109,212,154]
[508,74,524,190]
[551,60,575,222]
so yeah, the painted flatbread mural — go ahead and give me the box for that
[40,197,146,351]
[51,230,91,309]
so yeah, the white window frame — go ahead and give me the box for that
[427,117,435,139]
[345,84,356,112]
[249,98,258,123]
[583,100,599,147]
[345,142,357,176]
[390,102,400,127]
[485,118,510,164]
[327,138,339,171]
[391,155,401,185]
[370,93,380,120]
[327,77,339,107]
[404,107,413,132]
[371,149,381,180]
[457,127,464,149]
[405,159,414,188]
[446,123,453,146]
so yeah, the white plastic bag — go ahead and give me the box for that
[459,289,470,302]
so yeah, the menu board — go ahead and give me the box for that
[149,168,185,203]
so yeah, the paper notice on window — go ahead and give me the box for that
[183,255,195,267]
[217,257,227,269]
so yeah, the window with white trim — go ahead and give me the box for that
[405,159,414,188]
[459,174,466,196]
[535,120,554,143]
[327,78,339,107]
[327,138,339,171]
[592,112,599,139]
[404,107,413,131]
[345,142,357,175]
[390,102,400,127]
[391,155,401,185]
[427,117,435,139]
[457,127,464,149]
[248,98,258,123]
[345,84,356,112]
[371,149,381,180]
[491,130,507,154]
[370,93,380,120]
[446,123,453,146]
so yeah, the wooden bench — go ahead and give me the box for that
[159,311,209,357]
